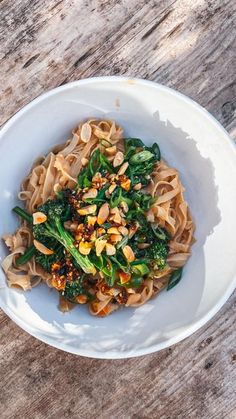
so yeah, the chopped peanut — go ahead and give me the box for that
[113,151,124,167]
[33,239,54,255]
[77,204,97,215]
[76,224,84,232]
[74,224,84,241]
[106,145,117,155]
[119,210,125,218]
[90,231,97,242]
[117,162,129,175]
[107,227,120,234]
[108,173,117,182]
[123,245,135,262]
[32,212,47,225]
[51,277,66,291]
[81,157,88,166]
[133,182,142,190]
[105,243,116,255]
[110,207,119,214]
[95,239,107,256]
[137,243,150,249]
[82,188,98,200]
[120,201,129,213]
[64,220,72,230]
[128,223,139,238]
[121,178,131,191]
[92,172,102,183]
[92,172,107,189]
[51,263,60,270]
[118,226,129,236]
[114,213,122,224]
[97,202,109,225]
[109,234,123,243]
[75,294,88,304]
[110,207,122,224]
[87,216,97,226]
[108,183,116,194]
[80,122,92,142]
[97,227,106,237]
[79,241,93,255]
[70,221,78,231]
[146,209,155,222]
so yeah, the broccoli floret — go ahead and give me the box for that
[33,198,96,275]
[63,276,94,302]
[38,199,71,222]
[146,242,169,269]
[64,279,85,301]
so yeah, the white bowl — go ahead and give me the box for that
[0,77,236,359]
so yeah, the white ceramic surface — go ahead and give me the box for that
[0,77,236,359]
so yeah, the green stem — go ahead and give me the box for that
[51,220,96,275]
[13,206,33,224]
[16,245,36,266]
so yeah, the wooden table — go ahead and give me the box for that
[0,1,235,418]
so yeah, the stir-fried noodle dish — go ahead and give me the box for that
[2,119,195,316]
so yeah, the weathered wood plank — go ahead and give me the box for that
[0,294,235,419]
[0,0,235,418]
[0,0,235,136]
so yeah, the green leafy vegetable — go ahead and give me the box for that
[63,276,93,302]
[167,268,183,291]
[110,188,132,208]
[116,235,129,249]
[125,138,144,149]
[131,191,156,211]
[118,275,144,289]
[90,246,131,285]
[130,150,154,164]
[149,143,161,160]
[151,224,170,241]
[12,206,33,224]
[84,185,109,204]
[131,263,150,276]
[124,138,144,160]
[77,168,92,189]
[130,259,148,265]
[111,250,129,272]
[77,149,114,189]
[124,137,161,187]
[102,257,117,287]
[15,245,36,266]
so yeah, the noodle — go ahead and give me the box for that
[2,119,195,315]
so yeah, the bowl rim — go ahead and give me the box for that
[0,76,236,359]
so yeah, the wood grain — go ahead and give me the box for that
[0,1,235,418]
